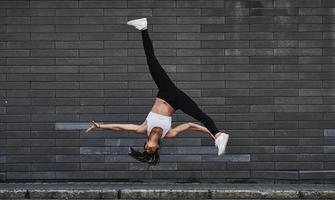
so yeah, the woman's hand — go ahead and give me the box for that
[85,121,101,133]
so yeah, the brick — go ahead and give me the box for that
[274,64,321,72]
[31,33,78,40]
[323,48,335,56]
[226,16,273,24]
[202,171,250,178]
[202,41,249,48]
[226,80,273,88]
[56,58,103,65]
[153,8,200,16]
[225,65,272,72]
[299,121,335,128]
[31,49,78,57]
[56,25,103,32]
[300,57,335,64]
[300,8,335,15]
[251,24,297,32]
[202,8,249,16]
[300,24,335,32]
[251,170,299,180]
[7,41,54,48]
[275,80,321,88]
[275,113,323,120]
[7,25,55,32]
[226,113,274,121]
[300,170,335,179]
[177,65,224,72]
[278,16,323,24]
[251,73,298,80]
[323,0,335,7]
[31,16,79,24]
[177,17,225,24]
[80,49,127,57]
[7,8,55,16]
[250,57,298,64]
[177,49,223,56]
[226,0,273,8]
[274,0,321,7]
[300,105,335,112]
[0,33,30,41]
[276,146,323,153]
[0,1,29,8]
[202,24,249,32]
[56,9,103,16]
[30,1,78,8]
[56,41,103,49]
[225,32,273,40]
[275,97,322,104]
[250,8,298,16]
[80,16,126,24]
[300,89,335,96]
[7,58,55,65]
[251,105,298,112]
[201,57,248,64]
[104,8,152,16]
[202,73,248,80]
[275,32,322,40]
[0,50,29,57]
[225,49,273,56]
[275,48,321,56]
[300,40,335,47]
[324,129,335,137]
[79,1,126,8]
[0,17,30,24]
[153,25,200,32]
[129,1,175,8]
[250,89,298,96]
[251,40,298,48]
[226,97,273,104]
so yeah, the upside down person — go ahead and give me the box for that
[86,18,229,165]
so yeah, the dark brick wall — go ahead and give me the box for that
[1,0,335,183]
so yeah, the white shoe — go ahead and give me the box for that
[127,18,147,31]
[214,132,229,156]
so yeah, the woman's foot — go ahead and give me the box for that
[127,18,147,31]
[214,132,229,156]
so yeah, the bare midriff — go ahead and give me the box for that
[150,97,176,117]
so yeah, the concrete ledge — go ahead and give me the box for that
[0,182,335,199]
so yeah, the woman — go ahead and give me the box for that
[85,18,229,165]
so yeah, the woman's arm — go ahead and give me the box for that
[85,121,145,135]
[165,122,216,140]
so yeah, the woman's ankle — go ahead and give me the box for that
[214,132,221,139]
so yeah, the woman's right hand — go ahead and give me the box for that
[85,121,100,133]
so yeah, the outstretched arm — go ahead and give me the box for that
[85,121,144,135]
[165,122,216,140]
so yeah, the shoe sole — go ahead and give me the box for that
[127,18,146,25]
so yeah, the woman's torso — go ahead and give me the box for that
[142,97,176,135]
[151,97,176,116]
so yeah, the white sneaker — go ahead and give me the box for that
[127,18,147,31]
[214,132,229,156]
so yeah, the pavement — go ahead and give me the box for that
[0,182,335,199]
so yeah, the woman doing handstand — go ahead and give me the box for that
[86,18,229,165]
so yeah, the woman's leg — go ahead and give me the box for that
[141,29,177,92]
[176,90,221,137]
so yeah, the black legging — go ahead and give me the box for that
[141,29,221,136]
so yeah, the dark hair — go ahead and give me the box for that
[128,139,161,165]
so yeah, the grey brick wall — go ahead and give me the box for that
[1,0,335,183]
